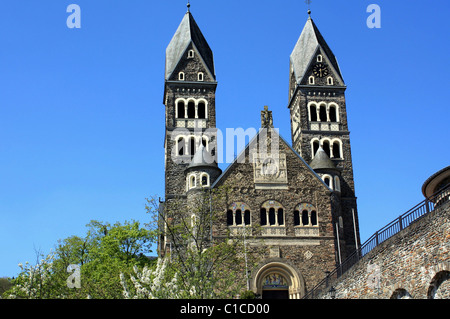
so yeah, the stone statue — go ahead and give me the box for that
[261,105,273,127]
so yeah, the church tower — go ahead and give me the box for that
[163,6,220,201]
[288,13,360,255]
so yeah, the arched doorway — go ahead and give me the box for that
[251,260,304,299]
[261,273,289,299]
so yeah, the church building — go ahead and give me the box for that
[159,5,361,299]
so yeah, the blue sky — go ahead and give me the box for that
[1,0,449,278]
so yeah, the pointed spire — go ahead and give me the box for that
[290,16,343,85]
[165,10,215,80]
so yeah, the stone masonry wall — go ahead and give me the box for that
[319,201,450,299]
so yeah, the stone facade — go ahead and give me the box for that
[160,11,362,299]
[211,129,341,297]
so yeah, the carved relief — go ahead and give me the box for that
[253,153,288,188]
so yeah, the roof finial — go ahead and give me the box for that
[187,0,191,12]
[305,0,312,17]
[261,105,274,128]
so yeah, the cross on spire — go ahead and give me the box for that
[305,0,312,16]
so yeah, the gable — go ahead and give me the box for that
[211,128,331,192]
[299,47,344,86]
[168,42,215,82]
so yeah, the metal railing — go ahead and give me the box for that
[303,183,450,299]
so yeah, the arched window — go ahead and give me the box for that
[177,101,185,119]
[189,136,196,156]
[301,210,309,226]
[309,104,318,121]
[323,140,331,157]
[187,101,196,119]
[260,208,267,226]
[277,208,284,226]
[332,140,342,158]
[235,209,242,225]
[261,200,285,227]
[327,76,333,85]
[268,208,276,226]
[319,104,327,122]
[294,210,300,226]
[329,105,337,122]
[244,210,251,226]
[228,202,251,227]
[201,173,209,187]
[311,211,317,226]
[334,176,341,192]
[308,76,315,85]
[198,72,204,81]
[317,55,323,62]
[188,50,194,58]
[324,176,331,188]
[189,175,196,189]
[178,72,185,81]
[177,137,185,156]
[312,140,320,158]
[295,203,319,227]
[198,102,206,119]
[227,210,233,226]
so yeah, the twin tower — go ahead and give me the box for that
[161,7,360,298]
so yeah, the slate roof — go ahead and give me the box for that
[188,144,219,169]
[309,147,337,171]
[165,11,215,80]
[290,17,343,85]
[421,166,450,198]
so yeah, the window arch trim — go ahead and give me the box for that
[174,98,208,120]
[307,102,340,123]
[294,203,318,227]
[260,200,285,227]
[228,202,251,226]
[200,173,210,187]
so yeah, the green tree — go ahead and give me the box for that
[0,277,13,296]
[3,219,156,299]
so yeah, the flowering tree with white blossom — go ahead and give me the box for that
[6,251,61,299]
[120,258,181,299]
[144,187,259,299]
